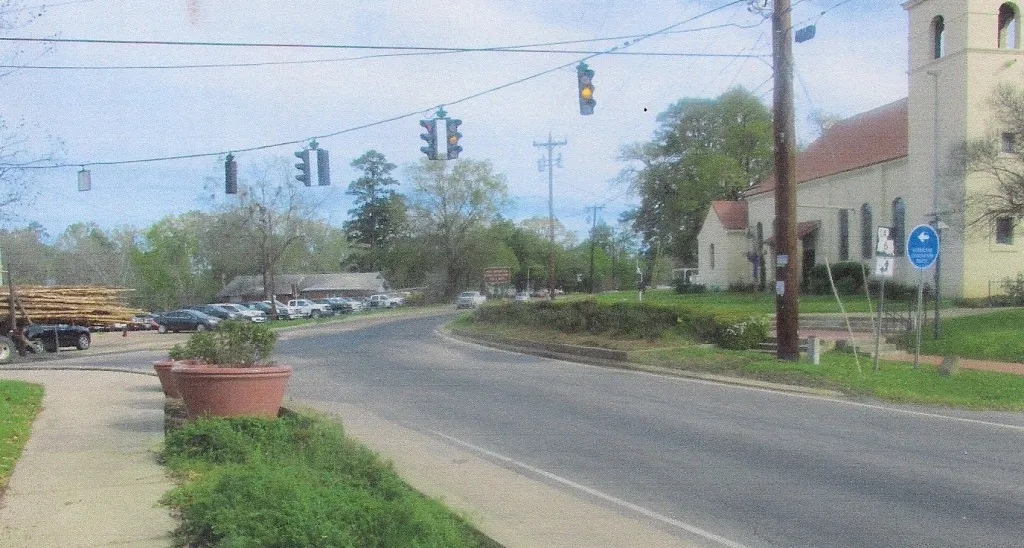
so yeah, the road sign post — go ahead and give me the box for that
[906,224,939,369]
[873,226,895,372]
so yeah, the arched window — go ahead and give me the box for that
[999,4,1019,49]
[838,209,850,261]
[709,244,716,270]
[860,204,873,259]
[892,198,906,256]
[932,16,945,58]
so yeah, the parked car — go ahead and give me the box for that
[153,309,221,333]
[188,304,243,321]
[24,324,91,352]
[213,303,267,323]
[315,298,352,314]
[287,298,333,318]
[128,314,159,331]
[514,292,531,303]
[365,294,404,308]
[455,291,487,309]
[242,301,297,320]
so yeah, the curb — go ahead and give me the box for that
[444,329,844,398]
[0,364,158,376]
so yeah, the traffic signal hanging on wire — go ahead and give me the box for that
[445,118,462,160]
[316,148,331,186]
[294,149,311,186]
[419,119,438,160]
[577,62,595,115]
[225,153,238,194]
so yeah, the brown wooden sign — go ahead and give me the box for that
[483,267,511,285]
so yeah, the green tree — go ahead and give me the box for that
[406,159,509,298]
[53,222,138,287]
[619,87,773,266]
[343,150,407,271]
[131,213,217,311]
[0,223,54,285]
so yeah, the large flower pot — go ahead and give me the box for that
[171,364,292,419]
[153,359,179,397]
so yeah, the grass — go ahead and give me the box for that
[631,345,1024,411]
[0,379,44,492]
[590,288,954,315]
[899,308,1024,363]
[161,411,486,548]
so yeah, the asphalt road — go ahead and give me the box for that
[42,315,1024,547]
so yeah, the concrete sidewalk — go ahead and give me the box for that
[0,369,175,547]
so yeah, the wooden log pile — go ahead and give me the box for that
[0,286,144,327]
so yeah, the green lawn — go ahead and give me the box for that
[906,309,1024,363]
[0,379,44,491]
[590,288,920,315]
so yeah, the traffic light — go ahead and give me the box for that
[225,153,238,194]
[445,118,462,160]
[419,119,438,160]
[316,148,330,186]
[577,62,595,115]
[294,149,311,186]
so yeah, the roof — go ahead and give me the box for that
[747,98,908,197]
[216,272,389,299]
[765,220,822,245]
[711,200,748,230]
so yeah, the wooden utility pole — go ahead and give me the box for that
[533,133,566,300]
[773,0,800,360]
[587,205,603,293]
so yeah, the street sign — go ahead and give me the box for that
[906,224,939,270]
[873,225,895,278]
[483,267,511,285]
[874,257,895,277]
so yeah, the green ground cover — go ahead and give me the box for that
[591,288,952,315]
[899,308,1024,363]
[161,412,486,548]
[0,379,43,492]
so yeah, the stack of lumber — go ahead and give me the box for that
[0,286,143,327]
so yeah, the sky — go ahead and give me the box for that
[0,0,909,242]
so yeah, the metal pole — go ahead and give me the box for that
[533,133,566,301]
[913,269,924,369]
[773,0,800,360]
[873,278,885,372]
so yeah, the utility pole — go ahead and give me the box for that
[773,0,800,361]
[587,205,604,293]
[533,132,566,300]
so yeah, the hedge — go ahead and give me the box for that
[471,300,769,350]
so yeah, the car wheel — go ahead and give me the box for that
[28,338,45,354]
[311,310,321,318]
[75,334,91,350]
[158,324,167,334]
[196,324,207,332]
[0,336,13,364]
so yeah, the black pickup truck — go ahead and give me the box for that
[23,324,92,353]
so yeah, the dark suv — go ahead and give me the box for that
[24,324,91,352]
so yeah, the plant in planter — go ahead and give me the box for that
[168,321,291,419]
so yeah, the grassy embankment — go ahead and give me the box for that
[161,412,489,547]
[453,291,1024,411]
[0,379,44,493]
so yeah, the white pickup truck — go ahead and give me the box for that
[365,294,404,308]
[287,299,333,318]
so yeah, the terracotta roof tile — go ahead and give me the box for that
[711,200,748,230]
[747,98,908,197]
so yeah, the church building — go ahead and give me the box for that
[696,0,1024,298]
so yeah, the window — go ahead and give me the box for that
[860,204,873,259]
[999,4,1019,49]
[996,217,1015,244]
[1002,132,1017,153]
[891,198,906,256]
[838,209,850,261]
[709,244,716,270]
[932,16,945,58]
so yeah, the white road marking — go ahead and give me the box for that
[428,429,749,548]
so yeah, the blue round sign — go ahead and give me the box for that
[906,224,939,269]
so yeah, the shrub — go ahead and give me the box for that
[168,320,277,366]
[715,315,771,350]
[1003,274,1024,305]
[674,279,707,294]
[802,262,867,295]
[727,282,758,293]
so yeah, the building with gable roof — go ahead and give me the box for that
[216,272,391,302]
[696,0,1024,298]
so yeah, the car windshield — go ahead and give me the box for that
[460,292,476,298]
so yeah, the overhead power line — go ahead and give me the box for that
[2,0,749,170]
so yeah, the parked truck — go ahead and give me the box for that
[365,294,404,308]
[286,298,333,318]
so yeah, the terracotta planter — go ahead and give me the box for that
[171,364,292,419]
[153,359,180,397]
